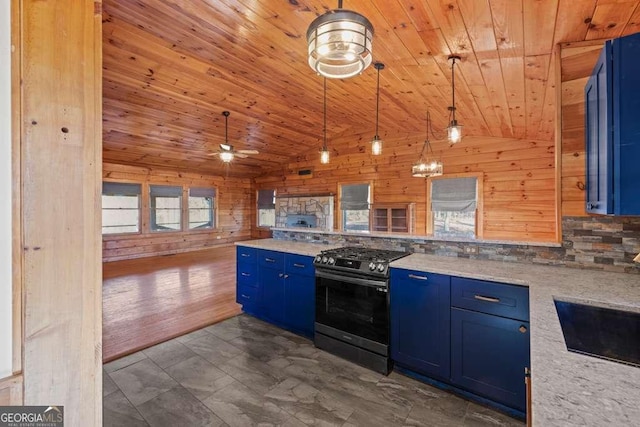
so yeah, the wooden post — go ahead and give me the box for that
[19,1,102,425]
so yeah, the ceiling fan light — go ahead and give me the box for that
[220,151,234,163]
[307,9,374,79]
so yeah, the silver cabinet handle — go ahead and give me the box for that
[474,295,501,303]
[241,294,250,299]
[284,274,289,279]
[293,263,305,268]
[241,253,250,257]
[408,274,428,281]
[278,273,284,278]
[265,258,276,263]
[241,272,250,277]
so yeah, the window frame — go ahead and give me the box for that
[256,188,276,228]
[149,184,184,233]
[187,187,216,231]
[101,181,142,236]
[426,172,484,238]
[338,181,373,232]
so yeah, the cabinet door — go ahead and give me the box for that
[585,45,612,214]
[261,266,286,325]
[451,308,530,411]
[285,272,315,338]
[390,269,451,380]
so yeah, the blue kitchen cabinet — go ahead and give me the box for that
[259,250,286,325]
[585,31,640,215]
[390,268,451,380]
[450,277,530,412]
[284,254,315,338]
[236,246,261,314]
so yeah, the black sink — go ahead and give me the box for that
[554,299,640,367]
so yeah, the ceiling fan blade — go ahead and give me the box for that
[207,152,220,156]
[235,153,249,158]
[237,150,259,155]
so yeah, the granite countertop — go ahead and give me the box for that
[235,239,640,426]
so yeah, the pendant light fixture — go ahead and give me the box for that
[320,78,330,164]
[306,0,374,79]
[371,62,384,156]
[447,55,463,144]
[412,111,443,178]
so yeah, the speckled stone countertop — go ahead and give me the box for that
[235,240,640,426]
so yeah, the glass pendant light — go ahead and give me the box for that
[412,111,443,178]
[447,55,463,144]
[371,62,384,155]
[320,78,330,164]
[306,0,374,79]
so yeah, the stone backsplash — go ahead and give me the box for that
[275,195,334,232]
[272,216,640,274]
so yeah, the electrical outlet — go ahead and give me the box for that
[464,246,477,254]
[216,235,221,240]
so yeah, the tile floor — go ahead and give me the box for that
[103,314,525,427]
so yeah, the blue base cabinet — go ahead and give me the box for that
[585,31,640,215]
[450,277,530,412]
[236,246,315,338]
[390,268,451,380]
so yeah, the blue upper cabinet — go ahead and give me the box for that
[585,32,640,215]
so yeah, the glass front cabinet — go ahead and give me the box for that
[370,203,415,234]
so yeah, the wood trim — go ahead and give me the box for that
[426,172,484,238]
[554,43,563,242]
[10,0,22,376]
[0,374,23,405]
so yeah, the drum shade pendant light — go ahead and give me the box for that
[412,111,443,178]
[447,55,463,144]
[320,78,330,164]
[306,0,374,79]
[371,62,384,156]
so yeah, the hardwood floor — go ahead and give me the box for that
[102,245,241,362]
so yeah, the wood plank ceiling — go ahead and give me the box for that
[102,0,640,177]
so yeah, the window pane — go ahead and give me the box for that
[433,211,476,238]
[343,209,369,231]
[188,196,214,229]
[258,208,276,227]
[151,194,182,232]
[102,194,140,234]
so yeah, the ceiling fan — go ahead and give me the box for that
[208,111,259,163]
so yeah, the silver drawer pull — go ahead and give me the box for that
[265,258,276,263]
[241,294,250,299]
[278,273,284,278]
[241,253,250,257]
[408,274,428,281]
[474,295,501,303]
[241,272,250,277]
[284,274,289,279]
[293,263,305,268]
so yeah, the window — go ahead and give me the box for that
[340,183,371,231]
[257,189,276,227]
[102,182,141,234]
[150,185,182,232]
[189,187,215,230]
[429,176,480,238]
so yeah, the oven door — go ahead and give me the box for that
[315,269,389,345]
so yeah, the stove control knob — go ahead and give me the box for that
[377,263,385,272]
[322,256,328,264]
[328,257,335,265]
[315,255,322,263]
[369,262,376,271]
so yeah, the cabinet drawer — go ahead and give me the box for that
[451,277,529,321]
[237,246,257,263]
[237,283,260,307]
[391,268,442,285]
[285,254,315,277]
[237,262,258,287]
[258,250,285,269]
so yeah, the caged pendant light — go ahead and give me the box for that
[306,0,374,79]
[320,78,330,164]
[447,55,463,144]
[371,62,384,156]
[412,111,443,178]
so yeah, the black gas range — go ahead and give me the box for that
[313,246,410,374]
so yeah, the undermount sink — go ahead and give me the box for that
[554,299,640,367]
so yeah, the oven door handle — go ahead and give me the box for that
[315,270,387,289]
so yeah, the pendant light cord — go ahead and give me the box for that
[323,77,327,150]
[374,64,380,138]
[451,56,457,122]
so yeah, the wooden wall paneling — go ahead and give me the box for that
[0,374,22,405]
[586,0,638,40]
[10,0,22,380]
[21,1,102,425]
[621,3,640,36]
[102,163,253,261]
